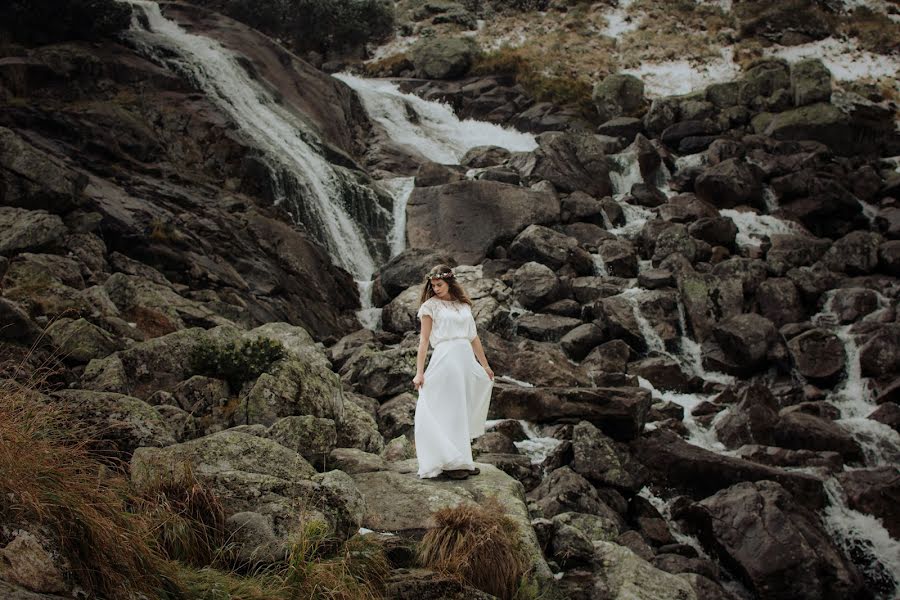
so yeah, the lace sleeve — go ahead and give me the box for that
[416,300,433,320]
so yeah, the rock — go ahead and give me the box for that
[554,511,622,545]
[583,340,633,373]
[678,574,739,600]
[510,224,594,275]
[598,239,638,277]
[527,466,623,526]
[352,461,553,584]
[652,224,697,265]
[328,447,388,474]
[571,421,647,492]
[868,402,900,434]
[571,276,623,304]
[791,59,831,106]
[630,182,667,208]
[592,73,645,122]
[0,530,67,595]
[0,206,66,256]
[490,385,651,441]
[561,323,606,361]
[835,467,900,540]
[0,126,86,212]
[224,511,286,565]
[859,323,900,377]
[51,389,175,457]
[592,541,699,600]
[787,328,845,383]
[821,231,883,275]
[414,161,465,187]
[677,272,743,342]
[460,145,511,168]
[268,415,337,469]
[406,180,559,264]
[311,470,366,541]
[510,261,562,310]
[550,522,595,568]
[481,332,591,387]
[530,132,614,197]
[597,116,644,141]
[410,36,478,79]
[711,314,780,375]
[686,481,865,600]
[830,288,879,324]
[170,375,230,415]
[762,102,862,156]
[757,278,805,327]
[377,391,417,440]
[630,429,825,508]
[516,313,582,342]
[713,384,779,449]
[153,404,198,442]
[616,530,655,561]
[694,159,764,209]
[688,217,737,249]
[765,234,831,275]
[773,412,863,462]
[879,240,900,274]
[373,248,456,304]
[652,553,719,580]
[0,297,43,345]
[335,400,384,454]
[638,268,675,290]
[383,568,497,599]
[734,444,843,473]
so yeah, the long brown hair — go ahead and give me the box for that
[419,264,473,306]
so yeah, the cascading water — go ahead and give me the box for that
[121,1,389,286]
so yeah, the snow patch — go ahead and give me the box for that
[767,37,900,84]
[622,46,740,97]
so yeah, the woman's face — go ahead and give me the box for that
[430,277,449,298]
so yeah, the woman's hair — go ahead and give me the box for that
[419,264,473,306]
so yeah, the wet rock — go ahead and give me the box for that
[592,541,699,600]
[773,411,863,463]
[787,328,845,382]
[711,314,780,375]
[859,323,900,377]
[598,239,638,277]
[694,159,764,209]
[528,466,617,520]
[756,277,805,326]
[836,467,900,540]
[765,234,831,275]
[867,402,900,434]
[597,116,644,141]
[629,182,667,208]
[550,522,595,568]
[790,58,831,106]
[564,222,616,250]
[685,480,865,600]
[571,276,624,303]
[482,332,591,387]
[571,421,647,492]
[652,553,719,580]
[340,343,417,400]
[530,131,613,197]
[713,384,779,449]
[491,385,651,441]
[560,191,605,225]
[688,217,737,249]
[630,429,825,508]
[561,323,607,361]
[829,288,879,324]
[628,355,696,393]
[879,240,900,274]
[822,231,884,275]
[509,224,594,275]
[583,339,634,374]
[735,444,843,473]
[407,180,559,264]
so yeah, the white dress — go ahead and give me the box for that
[414,297,494,479]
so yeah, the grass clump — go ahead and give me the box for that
[190,336,285,390]
[417,496,531,600]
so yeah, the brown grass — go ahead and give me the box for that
[0,379,169,598]
[125,304,178,338]
[837,6,900,54]
[417,496,530,600]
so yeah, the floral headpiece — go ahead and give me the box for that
[426,269,454,281]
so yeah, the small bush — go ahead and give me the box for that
[417,496,530,600]
[190,336,285,390]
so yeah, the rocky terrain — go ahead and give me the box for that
[1,0,899,599]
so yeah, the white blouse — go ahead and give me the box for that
[416,297,478,348]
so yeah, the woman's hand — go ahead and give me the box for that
[413,373,425,390]
[483,365,494,380]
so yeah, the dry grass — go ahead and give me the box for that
[417,496,530,600]
[0,379,169,598]
[837,6,900,55]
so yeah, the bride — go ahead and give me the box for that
[412,265,494,480]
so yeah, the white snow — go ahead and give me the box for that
[768,37,900,83]
[601,0,642,37]
[622,46,740,97]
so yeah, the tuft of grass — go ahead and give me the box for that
[417,496,530,600]
[0,379,170,599]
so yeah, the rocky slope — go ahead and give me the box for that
[1,1,899,599]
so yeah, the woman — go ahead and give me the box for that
[412,265,494,480]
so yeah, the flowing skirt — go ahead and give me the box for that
[414,338,493,479]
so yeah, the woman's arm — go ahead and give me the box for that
[471,335,494,380]
[412,315,433,390]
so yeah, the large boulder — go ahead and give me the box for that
[529,132,614,197]
[592,73,646,123]
[677,272,743,342]
[570,421,647,492]
[0,126,87,211]
[406,180,559,264]
[772,412,863,463]
[410,36,478,79]
[0,207,66,256]
[694,159,764,209]
[713,385,779,449]
[592,541,699,600]
[510,261,562,310]
[509,224,594,275]
[835,467,900,540]
[373,248,456,305]
[630,429,825,508]
[790,59,831,107]
[821,231,883,275]
[859,324,900,377]
[527,466,624,526]
[711,314,780,375]
[787,328,845,383]
[44,317,123,363]
[490,385,651,441]
[685,481,865,600]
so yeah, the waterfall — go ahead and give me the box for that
[333,74,538,163]
[720,208,808,249]
[121,0,388,282]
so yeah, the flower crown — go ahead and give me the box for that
[426,270,454,281]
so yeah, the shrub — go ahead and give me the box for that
[190,336,285,390]
[0,0,132,45]
[417,496,531,600]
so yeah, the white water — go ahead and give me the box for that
[334,74,537,163]
[483,418,562,465]
[123,1,385,281]
[720,208,808,249]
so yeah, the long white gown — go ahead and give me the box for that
[414,297,493,479]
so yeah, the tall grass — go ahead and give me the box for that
[417,496,530,600]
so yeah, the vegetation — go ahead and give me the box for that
[417,496,531,600]
[0,377,389,599]
[190,336,285,390]
[0,0,132,44]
